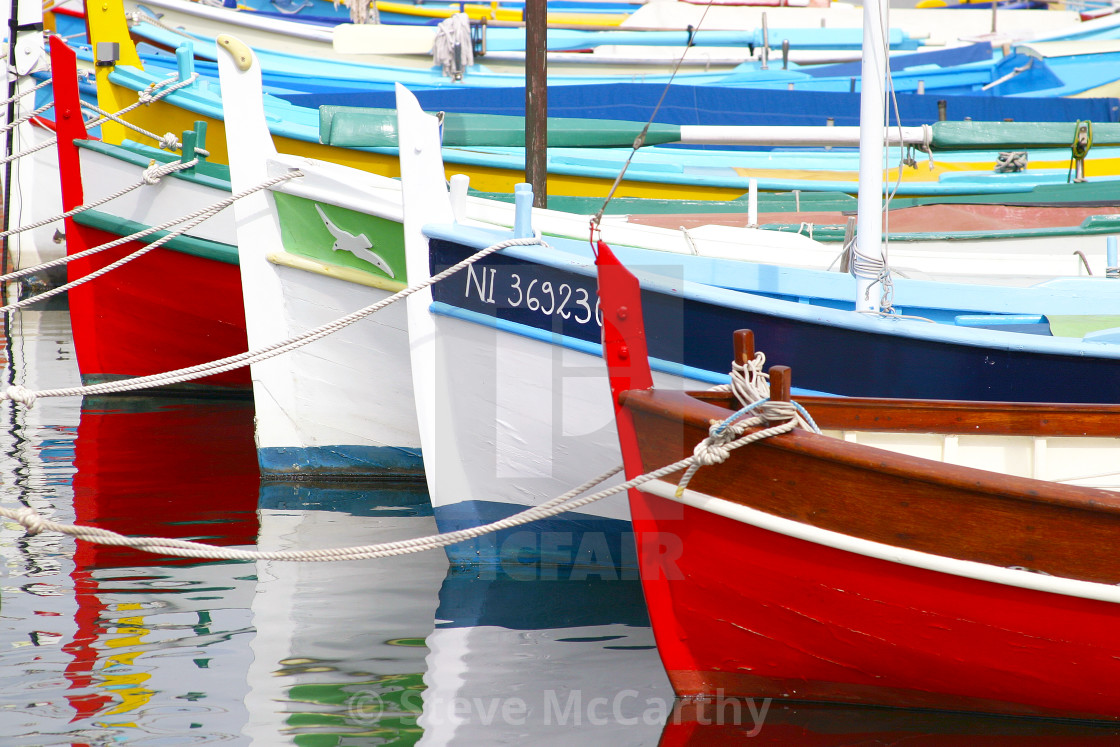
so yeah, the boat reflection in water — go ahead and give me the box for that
[419,567,671,745]
[245,480,442,745]
[63,394,261,738]
[662,701,1120,745]
[246,483,673,746]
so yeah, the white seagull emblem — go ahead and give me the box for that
[315,204,395,278]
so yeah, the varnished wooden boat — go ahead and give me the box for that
[598,240,1120,720]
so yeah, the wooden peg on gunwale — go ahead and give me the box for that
[769,365,791,402]
[733,329,754,366]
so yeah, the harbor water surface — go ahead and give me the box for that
[6,303,1120,745]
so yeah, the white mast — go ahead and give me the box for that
[854,0,888,313]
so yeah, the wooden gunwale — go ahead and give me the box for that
[690,390,1120,436]
[620,388,1120,584]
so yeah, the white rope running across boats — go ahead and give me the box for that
[0,76,51,111]
[0,235,546,405]
[0,170,303,314]
[0,156,204,277]
[0,99,59,166]
[0,401,801,561]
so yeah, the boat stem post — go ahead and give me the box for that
[769,366,791,402]
[854,0,888,313]
[449,173,469,223]
[733,329,755,366]
[513,182,534,238]
[176,43,196,84]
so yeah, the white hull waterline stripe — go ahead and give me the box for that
[642,478,1120,604]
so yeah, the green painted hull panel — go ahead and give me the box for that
[273,192,407,283]
[319,105,683,149]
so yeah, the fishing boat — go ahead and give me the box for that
[214,37,832,477]
[396,61,1120,566]
[21,25,1120,292]
[215,35,1120,485]
[118,2,1120,98]
[50,38,250,392]
[625,0,1087,47]
[100,0,645,76]
[0,0,59,273]
[124,0,637,30]
[109,0,1120,98]
[277,60,1120,125]
[598,243,1120,719]
[44,1,1120,211]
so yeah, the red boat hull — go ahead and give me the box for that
[66,229,249,391]
[50,35,248,392]
[630,486,1120,720]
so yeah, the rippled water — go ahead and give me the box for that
[0,304,674,746]
[6,305,1120,746]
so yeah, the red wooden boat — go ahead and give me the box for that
[51,37,249,393]
[597,239,1120,721]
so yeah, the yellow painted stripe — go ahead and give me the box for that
[733,155,1120,183]
[268,251,408,292]
[375,1,627,25]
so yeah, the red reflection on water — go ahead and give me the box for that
[660,700,1120,745]
[63,397,260,724]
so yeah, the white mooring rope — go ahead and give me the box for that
[0,75,52,110]
[0,71,201,169]
[0,401,801,561]
[0,169,301,315]
[1,234,543,405]
[0,156,200,247]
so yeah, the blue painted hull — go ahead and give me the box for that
[428,233,1120,404]
[282,79,1120,127]
[435,500,636,570]
[418,226,1120,565]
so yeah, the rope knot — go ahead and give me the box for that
[994,151,1028,173]
[11,506,48,535]
[4,385,38,406]
[142,160,165,184]
[692,421,737,466]
[158,132,181,151]
[675,416,756,497]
